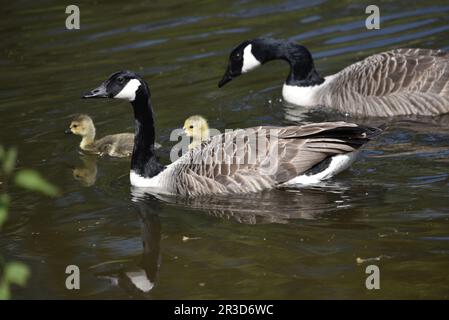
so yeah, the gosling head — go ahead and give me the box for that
[82,70,147,102]
[65,114,95,137]
[183,115,209,149]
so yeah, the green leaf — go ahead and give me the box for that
[14,170,59,197]
[0,207,7,228]
[0,193,10,206]
[0,194,9,228]
[4,262,30,287]
[0,282,11,300]
[2,148,17,175]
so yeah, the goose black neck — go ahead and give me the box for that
[130,83,164,178]
[255,39,325,87]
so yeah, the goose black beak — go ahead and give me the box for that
[218,72,233,88]
[218,73,232,88]
[82,83,109,99]
[64,129,73,134]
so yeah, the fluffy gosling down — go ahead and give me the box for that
[65,114,160,157]
[183,115,210,149]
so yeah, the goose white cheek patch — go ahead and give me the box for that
[114,79,141,101]
[242,44,261,73]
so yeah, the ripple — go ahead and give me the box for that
[99,38,168,53]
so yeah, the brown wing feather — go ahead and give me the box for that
[166,122,381,196]
[325,48,449,116]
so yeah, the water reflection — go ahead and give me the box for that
[283,101,449,127]
[72,155,98,187]
[94,197,161,297]
[132,182,361,224]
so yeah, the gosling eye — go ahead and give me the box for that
[73,125,78,128]
[189,125,194,129]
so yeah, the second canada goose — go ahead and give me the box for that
[183,115,210,149]
[65,114,160,157]
[219,38,449,117]
[82,70,383,197]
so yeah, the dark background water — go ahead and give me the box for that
[1,0,449,299]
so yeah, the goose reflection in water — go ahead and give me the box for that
[282,101,449,134]
[93,182,384,297]
[282,104,449,162]
[94,197,161,297]
[131,180,381,224]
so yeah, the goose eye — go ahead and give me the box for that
[189,125,194,129]
[117,77,124,84]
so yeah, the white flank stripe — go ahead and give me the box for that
[284,151,358,185]
[130,170,161,188]
[282,75,336,107]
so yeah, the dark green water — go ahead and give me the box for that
[1,0,449,299]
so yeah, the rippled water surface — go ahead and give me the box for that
[1,0,449,299]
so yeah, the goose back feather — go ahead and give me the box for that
[317,49,449,116]
[149,122,381,197]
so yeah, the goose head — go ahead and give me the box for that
[83,71,161,179]
[218,39,261,87]
[82,70,147,102]
[219,38,322,87]
[183,115,209,149]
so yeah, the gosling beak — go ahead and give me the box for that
[65,128,73,134]
[218,71,233,88]
[82,83,109,99]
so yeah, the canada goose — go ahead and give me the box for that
[82,70,382,197]
[183,115,210,149]
[65,114,161,157]
[219,38,449,117]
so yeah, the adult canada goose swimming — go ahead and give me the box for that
[65,114,160,157]
[219,38,449,117]
[183,115,210,149]
[82,70,382,197]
